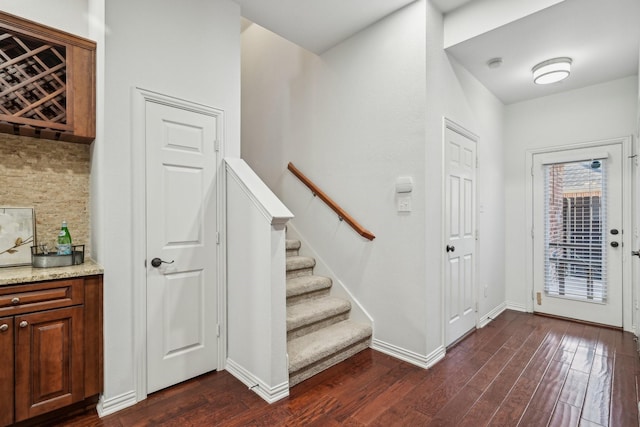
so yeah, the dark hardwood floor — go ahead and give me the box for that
[51,310,639,426]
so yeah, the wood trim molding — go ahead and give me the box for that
[287,162,375,241]
[131,87,228,405]
[0,11,96,48]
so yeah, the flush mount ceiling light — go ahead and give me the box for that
[532,57,572,85]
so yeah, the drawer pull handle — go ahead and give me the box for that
[11,297,20,305]
[0,324,8,332]
[19,321,28,328]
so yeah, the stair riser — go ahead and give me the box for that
[288,312,350,341]
[286,268,314,279]
[286,288,331,305]
[289,339,371,387]
[286,249,299,257]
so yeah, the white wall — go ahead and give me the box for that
[243,0,430,360]
[1,0,90,37]
[0,0,241,413]
[448,58,506,321]
[242,0,506,364]
[426,0,506,342]
[504,76,638,310]
[636,51,640,337]
[96,0,241,412]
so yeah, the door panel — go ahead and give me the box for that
[146,101,218,393]
[14,307,83,421]
[444,125,477,346]
[0,317,13,426]
[163,271,205,356]
[532,144,623,327]
[164,166,204,245]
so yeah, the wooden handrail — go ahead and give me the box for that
[287,162,375,241]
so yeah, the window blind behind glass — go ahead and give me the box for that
[543,160,607,303]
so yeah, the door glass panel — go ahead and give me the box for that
[544,159,607,303]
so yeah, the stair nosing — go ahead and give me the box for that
[287,296,350,330]
[286,239,301,249]
[286,255,315,272]
[287,320,372,372]
[286,275,332,298]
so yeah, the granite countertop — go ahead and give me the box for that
[0,259,104,286]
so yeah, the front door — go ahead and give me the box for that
[532,144,623,327]
[444,123,477,346]
[145,100,219,393]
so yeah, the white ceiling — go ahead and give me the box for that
[430,0,473,13]
[235,0,640,105]
[446,0,640,104]
[234,0,417,54]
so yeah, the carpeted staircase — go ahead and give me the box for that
[285,238,372,387]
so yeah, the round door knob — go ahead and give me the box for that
[611,241,619,248]
[11,297,20,305]
[19,321,28,328]
[446,245,455,253]
[0,324,8,332]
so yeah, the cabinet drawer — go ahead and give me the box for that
[0,279,84,316]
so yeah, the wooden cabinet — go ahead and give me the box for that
[0,275,102,426]
[0,11,96,143]
[15,306,84,421]
[0,316,14,427]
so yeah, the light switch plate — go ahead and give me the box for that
[398,196,411,212]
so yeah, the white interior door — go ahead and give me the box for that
[444,124,477,347]
[145,100,218,393]
[532,144,623,327]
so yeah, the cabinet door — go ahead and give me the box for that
[14,306,84,422]
[0,317,13,427]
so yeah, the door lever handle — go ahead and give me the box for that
[446,245,455,253]
[632,250,640,258]
[151,257,174,268]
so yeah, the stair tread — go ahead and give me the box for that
[286,239,301,250]
[287,296,350,331]
[286,256,315,272]
[288,320,372,373]
[287,275,332,298]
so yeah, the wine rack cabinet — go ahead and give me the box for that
[0,11,96,143]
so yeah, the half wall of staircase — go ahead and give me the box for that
[225,158,293,403]
[224,158,373,402]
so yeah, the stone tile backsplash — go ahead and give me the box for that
[0,133,91,256]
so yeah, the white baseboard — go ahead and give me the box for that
[97,390,137,417]
[478,302,507,328]
[505,301,528,312]
[371,339,445,370]
[225,358,289,404]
